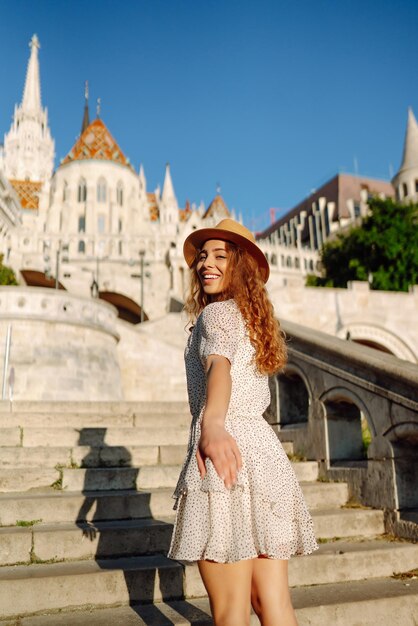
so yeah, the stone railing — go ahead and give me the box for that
[0,286,119,339]
[266,320,418,540]
[0,287,122,401]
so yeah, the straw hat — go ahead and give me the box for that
[183,218,270,282]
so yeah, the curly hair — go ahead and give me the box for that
[184,241,287,375]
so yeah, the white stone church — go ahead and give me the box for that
[0,35,417,396]
[0,34,242,322]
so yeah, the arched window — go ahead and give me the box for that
[118,241,123,255]
[97,178,107,203]
[98,215,105,234]
[415,179,418,193]
[78,178,87,202]
[116,182,123,206]
[78,240,85,253]
[63,181,69,202]
[402,182,408,198]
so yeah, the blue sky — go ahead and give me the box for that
[0,0,417,230]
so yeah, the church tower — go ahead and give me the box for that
[392,107,418,203]
[159,163,179,234]
[2,34,55,183]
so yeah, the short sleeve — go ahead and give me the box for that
[199,301,242,366]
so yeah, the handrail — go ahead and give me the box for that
[2,323,12,399]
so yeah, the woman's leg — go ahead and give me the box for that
[251,558,298,626]
[198,559,253,626]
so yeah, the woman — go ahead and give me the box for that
[168,219,318,626]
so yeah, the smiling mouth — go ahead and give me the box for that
[201,274,221,281]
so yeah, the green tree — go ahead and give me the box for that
[0,254,18,286]
[307,198,418,292]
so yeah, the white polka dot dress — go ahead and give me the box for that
[168,299,318,563]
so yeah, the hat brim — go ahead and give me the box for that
[183,227,270,283]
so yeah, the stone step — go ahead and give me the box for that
[1,542,418,618]
[0,481,348,526]
[184,540,418,597]
[0,469,58,493]
[0,441,294,467]
[312,507,384,538]
[0,459,317,493]
[13,578,417,626]
[291,576,418,626]
[0,509,385,566]
[0,400,190,415]
[20,426,190,447]
[0,555,184,618]
[0,411,191,429]
[0,445,189,468]
[0,489,174,527]
[61,461,317,491]
[0,519,174,566]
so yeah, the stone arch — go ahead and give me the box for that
[99,291,148,324]
[337,323,417,362]
[276,363,312,428]
[97,177,107,203]
[116,181,124,206]
[320,386,373,466]
[77,178,87,203]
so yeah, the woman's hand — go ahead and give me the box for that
[196,422,242,489]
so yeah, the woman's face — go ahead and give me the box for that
[196,239,230,298]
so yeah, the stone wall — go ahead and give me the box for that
[0,287,122,401]
[268,278,418,362]
[116,313,188,401]
[267,319,418,539]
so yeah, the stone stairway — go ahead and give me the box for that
[0,401,417,625]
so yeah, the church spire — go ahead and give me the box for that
[2,34,54,183]
[81,81,90,134]
[399,107,418,173]
[22,34,42,113]
[162,162,176,203]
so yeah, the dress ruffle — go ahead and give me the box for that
[169,415,318,563]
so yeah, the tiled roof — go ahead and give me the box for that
[203,194,230,219]
[9,179,42,210]
[147,192,159,222]
[61,118,134,170]
[179,200,192,222]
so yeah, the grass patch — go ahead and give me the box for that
[16,519,42,527]
[51,464,64,490]
[342,497,369,510]
[317,476,331,483]
[392,568,418,580]
[317,537,341,544]
[287,452,307,462]
[361,415,372,455]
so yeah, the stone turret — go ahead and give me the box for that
[2,34,55,183]
[159,163,179,233]
[392,107,418,203]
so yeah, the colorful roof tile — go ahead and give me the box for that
[179,199,192,222]
[9,179,42,210]
[61,118,134,170]
[203,194,230,219]
[147,192,159,222]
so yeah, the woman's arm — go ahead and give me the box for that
[197,354,242,489]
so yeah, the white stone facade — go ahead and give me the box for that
[0,287,122,400]
[2,35,54,184]
[0,33,416,398]
[392,108,418,203]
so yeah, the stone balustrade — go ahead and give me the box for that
[0,287,122,401]
[266,320,418,540]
